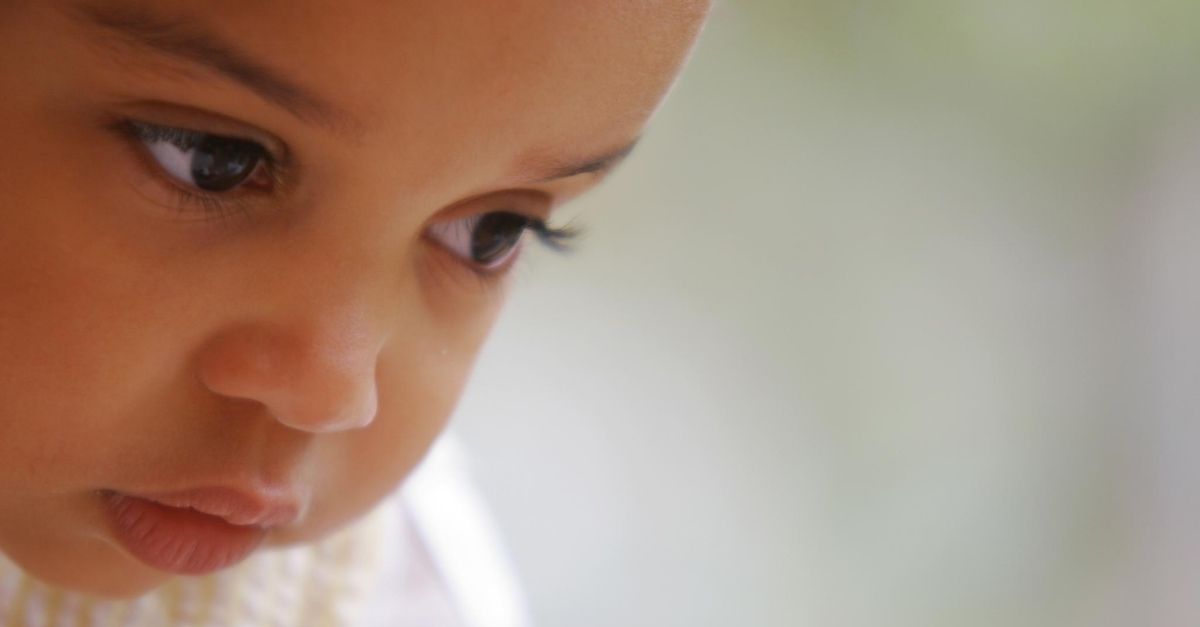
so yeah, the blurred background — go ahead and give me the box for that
[451,2,1200,625]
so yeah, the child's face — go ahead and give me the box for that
[0,0,707,596]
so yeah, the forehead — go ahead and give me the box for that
[71,0,707,187]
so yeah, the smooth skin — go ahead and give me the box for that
[0,0,708,597]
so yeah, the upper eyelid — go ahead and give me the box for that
[109,100,292,161]
[426,188,555,225]
[125,119,279,163]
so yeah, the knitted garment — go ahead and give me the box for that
[0,490,407,626]
[0,437,523,627]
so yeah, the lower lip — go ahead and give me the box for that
[102,492,268,575]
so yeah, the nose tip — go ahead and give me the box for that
[196,325,381,433]
[260,369,379,433]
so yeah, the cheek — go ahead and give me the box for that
[0,184,170,491]
[0,241,190,492]
[0,76,191,490]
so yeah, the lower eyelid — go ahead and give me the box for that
[418,238,524,297]
[420,232,524,274]
[477,244,526,274]
[426,212,542,270]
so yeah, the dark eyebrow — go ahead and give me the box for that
[70,3,355,134]
[525,138,641,183]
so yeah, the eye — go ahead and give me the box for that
[425,211,539,272]
[126,121,270,193]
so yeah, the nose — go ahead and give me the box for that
[195,314,384,434]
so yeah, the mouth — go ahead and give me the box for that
[100,486,301,575]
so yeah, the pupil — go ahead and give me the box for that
[191,136,261,192]
[471,212,530,264]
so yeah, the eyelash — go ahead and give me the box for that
[425,213,580,285]
[524,220,578,251]
[114,118,582,276]
[116,120,281,223]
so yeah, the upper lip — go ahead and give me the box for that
[129,485,303,528]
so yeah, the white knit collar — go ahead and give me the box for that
[0,493,397,627]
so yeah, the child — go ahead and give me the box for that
[0,1,709,625]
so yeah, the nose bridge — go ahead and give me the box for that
[196,249,395,434]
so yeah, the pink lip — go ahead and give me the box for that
[134,487,301,527]
[101,486,302,575]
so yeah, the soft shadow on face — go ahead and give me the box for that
[0,0,708,596]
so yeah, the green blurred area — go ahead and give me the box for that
[461,3,1197,626]
[732,0,1200,162]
